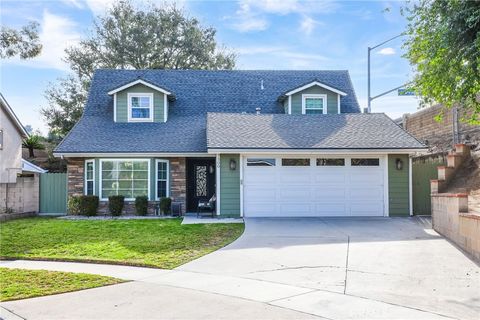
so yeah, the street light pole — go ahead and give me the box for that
[367,33,404,113]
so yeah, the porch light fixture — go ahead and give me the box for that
[229,159,237,171]
[209,165,214,174]
[395,158,403,170]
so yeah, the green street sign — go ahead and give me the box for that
[398,88,415,96]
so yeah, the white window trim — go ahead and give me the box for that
[155,159,170,200]
[127,93,154,122]
[99,159,151,201]
[84,159,95,195]
[0,129,3,150]
[302,94,327,115]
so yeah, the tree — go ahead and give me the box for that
[0,22,42,59]
[42,0,236,136]
[23,135,45,158]
[402,0,480,124]
[42,76,88,137]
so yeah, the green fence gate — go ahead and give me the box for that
[39,173,67,215]
[412,154,446,215]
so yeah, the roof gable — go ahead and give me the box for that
[282,80,347,97]
[107,79,172,95]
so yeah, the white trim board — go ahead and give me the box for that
[284,81,347,96]
[54,152,213,158]
[207,149,426,154]
[108,79,171,95]
[155,159,170,200]
[84,159,95,195]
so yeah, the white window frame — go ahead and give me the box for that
[127,93,154,122]
[0,129,3,149]
[99,159,151,201]
[302,94,327,114]
[84,159,95,195]
[155,159,170,200]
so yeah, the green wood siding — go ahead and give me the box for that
[388,154,410,216]
[412,156,446,215]
[40,173,67,214]
[290,86,339,114]
[115,84,166,122]
[220,154,240,216]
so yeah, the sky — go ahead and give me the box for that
[0,0,420,134]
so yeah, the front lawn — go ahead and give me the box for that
[0,268,123,301]
[0,218,244,269]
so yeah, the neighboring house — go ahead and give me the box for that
[0,93,46,213]
[54,70,426,217]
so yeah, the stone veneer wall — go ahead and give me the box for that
[66,157,187,215]
[0,175,40,213]
[169,157,186,214]
[402,104,480,151]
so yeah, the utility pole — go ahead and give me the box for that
[367,33,404,113]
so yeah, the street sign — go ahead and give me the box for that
[398,88,415,96]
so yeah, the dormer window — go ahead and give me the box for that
[302,94,326,114]
[128,93,153,122]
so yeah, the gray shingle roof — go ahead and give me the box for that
[56,69,362,153]
[207,113,426,150]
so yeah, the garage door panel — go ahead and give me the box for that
[350,202,384,216]
[244,171,276,184]
[314,203,346,215]
[279,173,311,184]
[279,188,311,200]
[350,187,384,200]
[280,204,312,216]
[243,155,385,217]
[313,187,346,200]
[314,170,346,184]
[244,187,276,201]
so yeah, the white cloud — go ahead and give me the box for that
[232,18,268,32]
[61,0,84,9]
[239,0,338,15]
[235,45,330,69]
[377,47,396,55]
[299,16,323,35]
[84,0,117,15]
[2,10,81,71]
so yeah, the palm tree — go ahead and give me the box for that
[22,135,45,158]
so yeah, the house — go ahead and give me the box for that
[54,70,426,217]
[0,93,46,214]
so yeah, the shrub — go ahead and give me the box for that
[135,196,148,216]
[68,195,99,216]
[68,196,82,215]
[108,195,124,216]
[82,195,99,216]
[159,197,171,215]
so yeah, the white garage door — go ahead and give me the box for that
[243,156,386,217]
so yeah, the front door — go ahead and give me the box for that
[186,158,216,212]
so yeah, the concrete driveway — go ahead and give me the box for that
[2,217,479,320]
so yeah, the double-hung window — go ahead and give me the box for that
[128,93,153,122]
[302,94,327,114]
[100,160,149,200]
[85,160,95,195]
[156,160,169,199]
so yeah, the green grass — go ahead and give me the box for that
[0,218,244,269]
[0,268,123,301]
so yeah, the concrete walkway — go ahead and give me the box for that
[1,217,479,320]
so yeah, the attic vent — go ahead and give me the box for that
[256,107,261,115]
